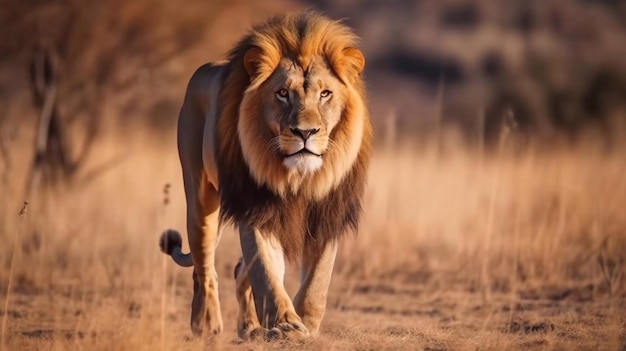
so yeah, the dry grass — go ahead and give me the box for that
[1,131,625,351]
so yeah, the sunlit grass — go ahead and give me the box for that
[1,133,625,350]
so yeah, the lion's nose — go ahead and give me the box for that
[290,127,320,140]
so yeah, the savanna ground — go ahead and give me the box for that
[1,128,625,350]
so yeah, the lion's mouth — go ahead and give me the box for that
[285,148,322,158]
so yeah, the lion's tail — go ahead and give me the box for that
[159,229,193,267]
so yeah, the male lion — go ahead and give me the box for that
[160,11,372,340]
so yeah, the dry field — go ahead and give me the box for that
[1,131,625,350]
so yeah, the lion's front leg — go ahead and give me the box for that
[238,224,309,340]
[234,257,265,340]
[293,243,338,334]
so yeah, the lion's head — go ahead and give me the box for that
[221,12,370,199]
[216,12,372,258]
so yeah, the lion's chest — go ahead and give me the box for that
[220,176,362,260]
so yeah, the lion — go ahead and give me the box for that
[159,11,372,340]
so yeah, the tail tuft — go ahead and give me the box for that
[160,229,183,255]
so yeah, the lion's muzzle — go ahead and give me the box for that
[290,127,320,141]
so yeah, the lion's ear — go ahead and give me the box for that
[243,47,262,77]
[343,47,365,74]
[334,47,365,83]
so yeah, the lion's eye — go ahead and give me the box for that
[320,90,332,99]
[276,89,289,99]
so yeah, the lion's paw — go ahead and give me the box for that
[248,327,269,341]
[238,321,268,341]
[265,321,309,341]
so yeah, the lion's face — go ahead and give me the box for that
[237,42,367,197]
[259,56,344,174]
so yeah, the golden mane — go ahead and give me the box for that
[215,11,372,259]
[245,12,364,89]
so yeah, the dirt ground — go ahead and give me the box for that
[1,132,625,351]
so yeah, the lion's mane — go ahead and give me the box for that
[216,12,372,259]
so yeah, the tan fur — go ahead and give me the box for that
[160,11,372,340]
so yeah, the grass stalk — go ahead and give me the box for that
[1,201,28,349]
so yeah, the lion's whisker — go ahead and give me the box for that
[326,138,338,151]
[267,136,282,153]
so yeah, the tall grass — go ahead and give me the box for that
[346,137,626,282]
[0,133,624,350]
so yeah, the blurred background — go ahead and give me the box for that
[1,2,626,349]
[2,0,626,186]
